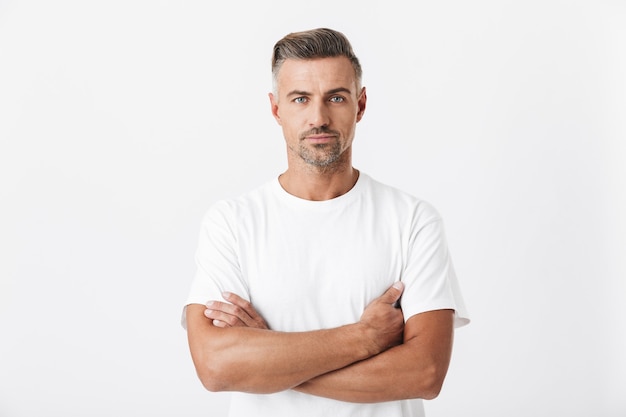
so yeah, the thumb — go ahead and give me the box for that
[380,281,404,304]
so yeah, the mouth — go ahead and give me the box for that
[303,135,336,144]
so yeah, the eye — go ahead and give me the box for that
[293,97,308,104]
[329,96,345,103]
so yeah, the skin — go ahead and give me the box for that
[269,56,366,201]
[207,293,454,402]
[186,284,405,394]
[186,56,455,401]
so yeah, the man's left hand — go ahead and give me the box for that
[204,292,269,329]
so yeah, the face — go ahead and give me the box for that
[269,57,366,170]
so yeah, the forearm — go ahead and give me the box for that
[186,304,379,394]
[294,310,454,403]
[293,342,438,402]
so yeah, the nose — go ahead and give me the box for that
[309,101,330,128]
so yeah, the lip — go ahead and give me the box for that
[304,135,336,143]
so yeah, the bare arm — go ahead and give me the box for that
[293,309,455,402]
[186,283,404,394]
[207,293,454,402]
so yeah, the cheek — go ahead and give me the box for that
[281,123,302,142]
[281,114,305,132]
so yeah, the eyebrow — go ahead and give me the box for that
[286,87,353,97]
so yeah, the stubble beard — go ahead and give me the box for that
[296,127,347,171]
[299,141,343,169]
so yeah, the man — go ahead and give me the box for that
[183,28,469,417]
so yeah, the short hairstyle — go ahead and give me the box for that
[271,28,363,93]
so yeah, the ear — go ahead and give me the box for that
[356,87,367,122]
[269,92,282,125]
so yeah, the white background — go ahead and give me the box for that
[1,1,625,416]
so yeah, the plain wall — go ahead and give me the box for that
[1,1,625,416]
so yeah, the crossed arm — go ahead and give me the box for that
[185,282,454,402]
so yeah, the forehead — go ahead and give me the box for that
[276,56,357,93]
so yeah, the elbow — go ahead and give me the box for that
[193,347,235,392]
[198,370,225,393]
[200,375,228,393]
[196,361,282,395]
[187,306,241,392]
[197,361,232,392]
[414,364,447,400]
[420,383,443,401]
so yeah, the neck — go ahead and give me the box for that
[278,163,360,201]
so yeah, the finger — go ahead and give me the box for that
[207,299,252,322]
[222,292,269,328]
[212,319,229,328]
[222,292,256,316]
[379,281,404,305]
[222,292,252,311]
[204,307,245,327]
[219,295,256,326]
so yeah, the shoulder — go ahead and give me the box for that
[201,179,276,224]
[361,173,442,224]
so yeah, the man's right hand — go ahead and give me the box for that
[358,281,405,354]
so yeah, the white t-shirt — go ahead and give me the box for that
[184,172,470,417]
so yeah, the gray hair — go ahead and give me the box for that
[271,28,362,94]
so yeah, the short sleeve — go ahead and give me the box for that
[181,200,250,329]
[400,207,470,328]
